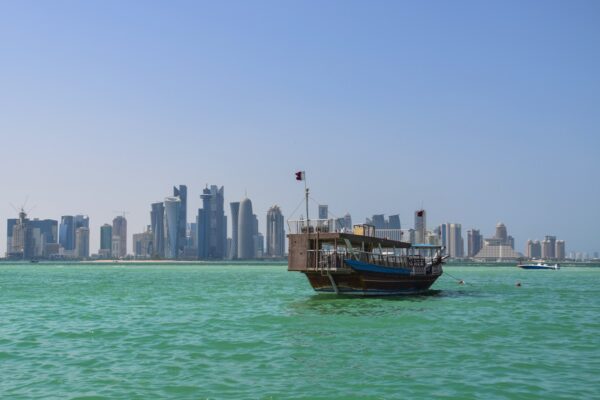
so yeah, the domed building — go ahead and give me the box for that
[474,222,522,261]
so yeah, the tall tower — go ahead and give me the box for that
[238,198,255,259]
[467,229,482,257]
[414,210,426,244]
[74,215,89,256]
[59,216,75,251]
[388,215,401,230]
[371,214,386,229]
[197,185,227,259]
[164,197,181,259]
[100,224,112,256]
[112,216,127,258]
[230,202,240,259]
[11,209,34,259]
[544,235,557,259]
[75,227,90,259]
[151,202,165,258]
[344,213,352,231]
[555,240,565,261]
[173,185,187,256]
[532,240,541,258]
[541,238,552,259]
[447,223,463,258]
[266,205,285,257]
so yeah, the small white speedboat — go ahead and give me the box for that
[517,262,560,270]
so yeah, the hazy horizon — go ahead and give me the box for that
[1,1,599,255]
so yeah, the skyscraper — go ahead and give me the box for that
[530,240,542,258]
[74,215,89,256]
[197,185,227,259]
[318,205,328,220]
[388,215,401,230]
[230,202,240,259]
[7,216,58,259]
[112,215,127,258]
[439,223,448,250]
[133,226,153,259]
[254,232,264,258]
[173,185,187,256]
[467,229,482,258]
[59,216,75,251]
[541,238,552,259]
[447,223,464,258]
[164,197,181,259]
[371,214,386,229]
[266,205,285,257]
[75,227,90,259]
[344,213,352,231]
[8,210,34,259]
[252,213,260,257]
[414,210,426,244]
[6,219,18,255]
[100,224,112,257]
[544,235,556,259]
[238,198,255,259]
[150,202,165,258]
[555,240,566,261]
[27,219,58,258]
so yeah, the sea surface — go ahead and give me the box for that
[1,262,599,399]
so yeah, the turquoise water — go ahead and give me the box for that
[1,262,599,399]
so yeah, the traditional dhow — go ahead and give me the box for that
[288,220,445,296]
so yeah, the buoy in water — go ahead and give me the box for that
[459,280,465,285]
[516,281,522,287]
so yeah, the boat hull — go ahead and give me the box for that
[518,265,559,270]
[303,269,442,296]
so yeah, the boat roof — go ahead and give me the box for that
[411,243,443,249]
[288,232,412,248]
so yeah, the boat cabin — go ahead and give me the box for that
[288,220,442,274]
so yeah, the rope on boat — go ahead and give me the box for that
[308,195,343,221]
[288,195,308,220]
[443,270,468,285]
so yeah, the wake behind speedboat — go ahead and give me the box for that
[517,262,560,270]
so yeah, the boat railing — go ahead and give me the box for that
[306,249,441,275]
[287,219,334,234]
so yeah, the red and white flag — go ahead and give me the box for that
[295,171,305,181]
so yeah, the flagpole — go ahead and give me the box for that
[304,171,309,232]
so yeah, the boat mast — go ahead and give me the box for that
[304,173,309,230]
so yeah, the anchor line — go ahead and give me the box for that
[443,270,470,285]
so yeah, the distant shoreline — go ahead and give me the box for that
[0,259,288,264]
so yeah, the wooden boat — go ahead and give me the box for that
[288,220,445,296]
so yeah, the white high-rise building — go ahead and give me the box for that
[238,198,255,259]
[447,223,464,258]
[555,240,566,261]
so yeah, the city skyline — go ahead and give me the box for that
[3,187,588,259]
[1,2,598,254]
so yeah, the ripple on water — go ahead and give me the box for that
[0,263,599,398]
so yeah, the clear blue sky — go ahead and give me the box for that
[1,0,599,255]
